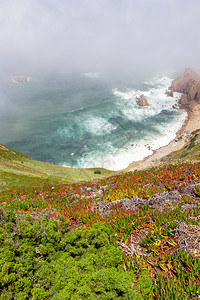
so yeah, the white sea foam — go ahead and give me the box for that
[76,109,187,171]
[84,116,117,135]
[76,74,187,171]
[77,142,116,169]
[112,74,182,122]
[103,111,187,170]
[68,107,84,113]
[56,115,117,141]
[83,72,102,78]
[144,74,173,86]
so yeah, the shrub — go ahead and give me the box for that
[94,170,101,174]
[0,211,136,299]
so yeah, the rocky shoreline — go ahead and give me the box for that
[169,68,200,110]
[123,68,200,172]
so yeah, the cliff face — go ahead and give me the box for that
[169,68,200,108]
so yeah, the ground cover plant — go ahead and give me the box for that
[0,161,200,299]
[160,129,200,166]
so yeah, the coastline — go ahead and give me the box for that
[122,104,200,172]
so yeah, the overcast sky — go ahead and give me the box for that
[1,0,200,76]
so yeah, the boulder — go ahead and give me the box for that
[165,87,174,97]
[136,94,149,107]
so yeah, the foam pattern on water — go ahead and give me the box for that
[1,72,187,171]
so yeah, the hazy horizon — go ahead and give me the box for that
[0,0,199,169]
[0,0,200,78]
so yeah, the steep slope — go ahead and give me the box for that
[0,144,116,191]
[169,67,200,108]
[0,68,199,299]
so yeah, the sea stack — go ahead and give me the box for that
[12,76,30,83]
[136,94,149,107]
[168,68,200,109]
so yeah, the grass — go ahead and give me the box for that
[0,160,199,298]
[0,132,200,299]
[0,144,116,191]
[159,129,200,167]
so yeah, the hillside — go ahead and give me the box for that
[0,70,200,299]
[0,128,200,298]
[0,144,116,191]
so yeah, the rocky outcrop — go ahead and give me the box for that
[12,76,30,83]
[168,68,200,108]
[136,94,149,106]
[179,94,188,106]
[165,87,174,97]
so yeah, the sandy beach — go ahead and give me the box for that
[123,104,200,172]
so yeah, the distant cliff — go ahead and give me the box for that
[168,68,200,109]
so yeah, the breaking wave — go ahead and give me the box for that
[1,72,187,171]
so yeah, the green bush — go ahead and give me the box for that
[94,170,101,174]
[0,210,137,299]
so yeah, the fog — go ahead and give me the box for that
[1,0,200,77]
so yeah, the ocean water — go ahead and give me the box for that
[0,72,187,170]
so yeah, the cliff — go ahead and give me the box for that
[169,68,200,109]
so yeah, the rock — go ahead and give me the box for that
[136,94,149,106]
[12,76,30,83]
[165,88,174,97]
[170,68,200,108]
[180,94,188,105]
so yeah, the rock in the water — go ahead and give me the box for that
[136,94,149,106]
[165,88,174,97]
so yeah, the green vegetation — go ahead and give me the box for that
[0,133,200,299]
[0,144,116,191]
[187,129,200,150]
[161,129,200,165]
[94,170,101,174]
[0,212,137,299]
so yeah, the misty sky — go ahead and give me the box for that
[1,0,200,76]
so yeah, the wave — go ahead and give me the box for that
[112,74,182,122]
[83,72,102,78]
[144,74,173,86]
[5,71,187,172]
[73,111,187,171]
[65,73,187,170]
[55,73,187,170]
[84,116,117,135]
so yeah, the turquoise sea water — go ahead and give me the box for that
[0,72,187,170]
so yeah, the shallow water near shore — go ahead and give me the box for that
[0,72,187,170]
